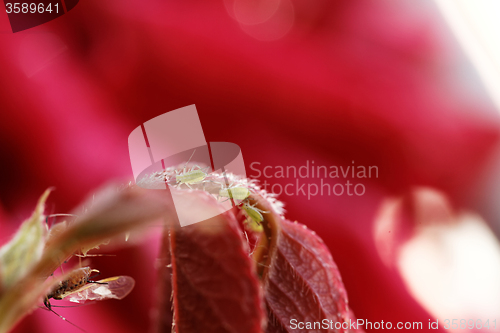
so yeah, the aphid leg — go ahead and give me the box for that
[202,179,221,191]
[222,181,233,188]
[192,165,210,173]
[43,298,87,332]
[244,230,251,251]
[175,182,193,190]
[49,302,94,309]
[245,202,269,214]
[223,189,236,205]
[88,280,109,285]
[251,207,269,214]
[74,254,116,257]
[58,258,65,275]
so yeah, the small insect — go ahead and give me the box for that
[174,149,211,189]
[218,184,251,202]
[242,202,269,232]
[43,266,135,331]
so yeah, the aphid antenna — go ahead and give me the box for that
[182,149,197,172]
[190,165,210,172]
[42,301,87,332]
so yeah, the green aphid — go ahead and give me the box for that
[175,166,210,188]
[242,202,269,232]
[174,149,210,189]
[219,185,250,202]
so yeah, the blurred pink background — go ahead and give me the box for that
[1,0,500,332]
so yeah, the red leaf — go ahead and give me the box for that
[154,187,362,333]
[254,197,364,333]
[168,204,264,333]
